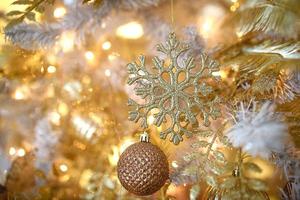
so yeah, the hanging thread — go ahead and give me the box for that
[171,0,175,31]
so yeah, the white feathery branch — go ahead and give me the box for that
[183,26,205,59]
[34,118,60,172]
[243,41,300,59]
[5,2,112,50]
[236,1,298,38]
[5,23,61,50]
[115,0,161,10]
[226,101,289,159]
[5,0,162,50]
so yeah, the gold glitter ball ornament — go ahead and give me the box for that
[117,133,169,196]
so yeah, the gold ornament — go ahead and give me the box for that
[117,132,169,196]
[203,186,270,200]
[0,185,8,200]
[127,32,221,144]
[5,153,36,193]
[202,163,270,200]
[71,114,101,144]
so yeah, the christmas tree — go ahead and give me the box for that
[0,0,299,199]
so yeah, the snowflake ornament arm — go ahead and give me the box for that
[127,32,221,145]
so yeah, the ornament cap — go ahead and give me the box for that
[140,131,150,143]
[232,168,240,177]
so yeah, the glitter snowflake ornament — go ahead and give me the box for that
[127,32,221,144]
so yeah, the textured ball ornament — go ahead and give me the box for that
[117,134,169,196]
[0,185,8,200]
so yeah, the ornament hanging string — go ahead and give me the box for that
[170,0,175,31]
